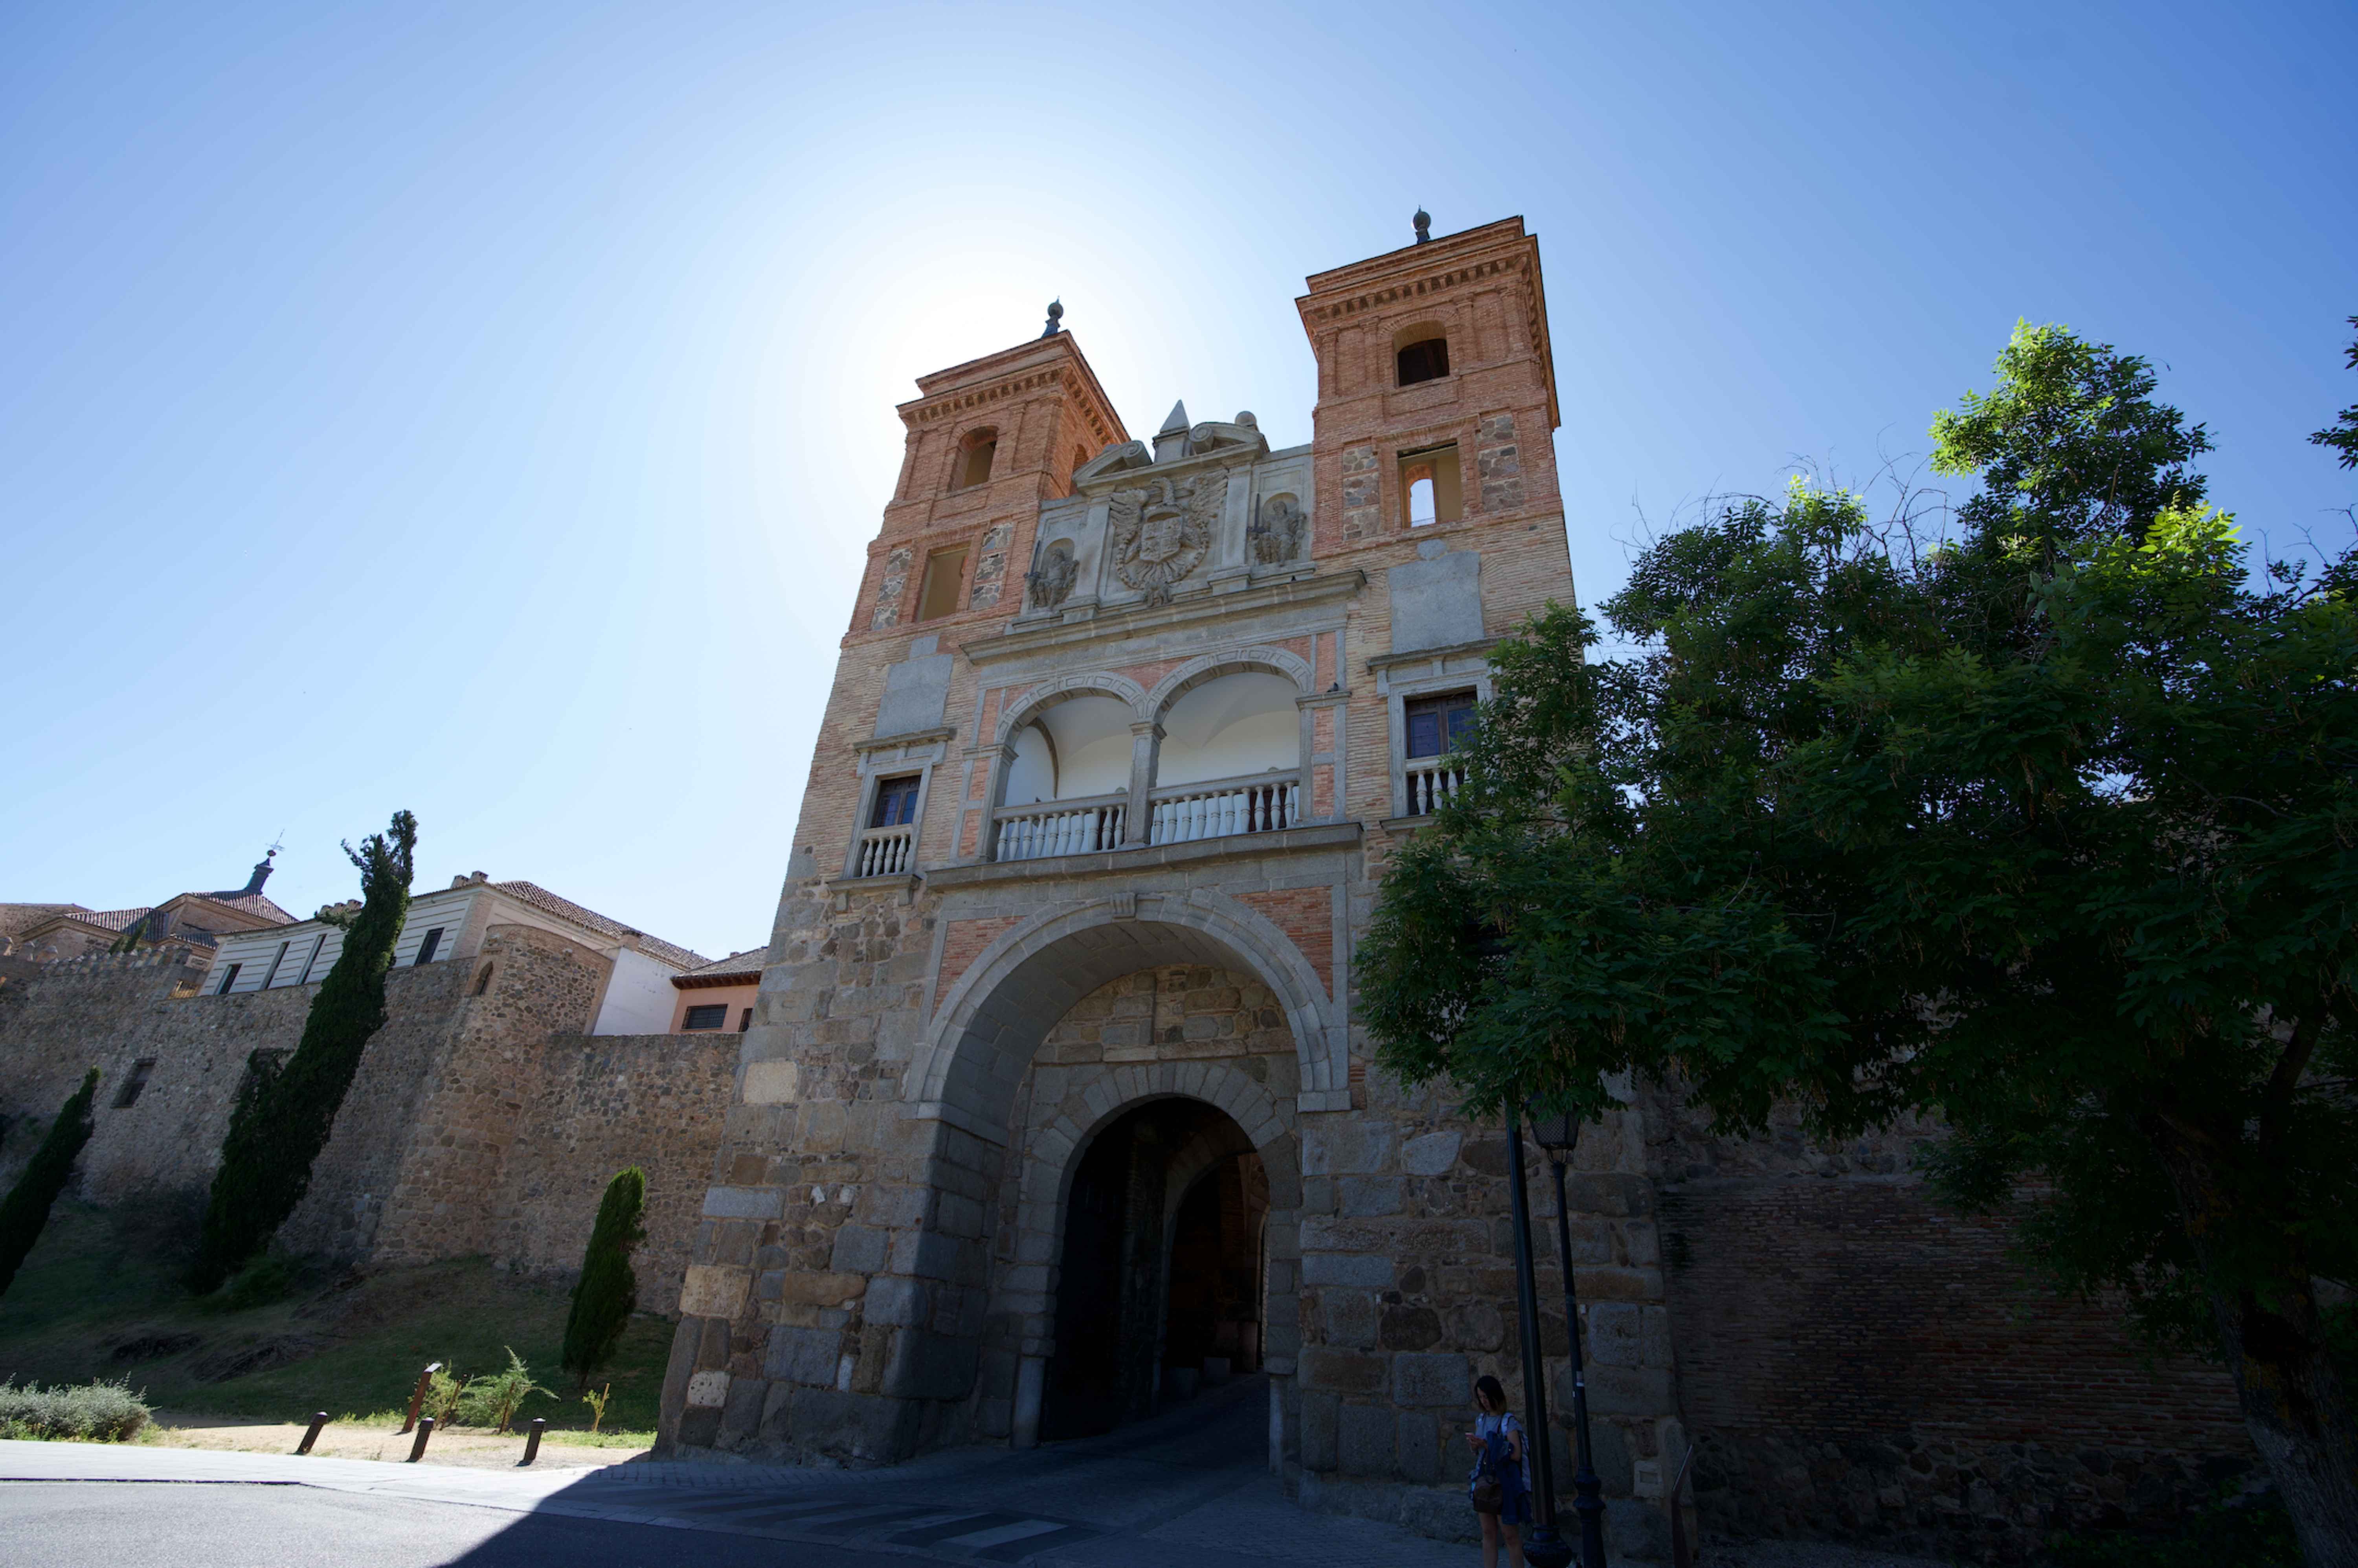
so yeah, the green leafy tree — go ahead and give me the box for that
[562,1167,646,1387]
[0,1070,99,1298]
[1359,324,2358,1564]
[2312,317,2358,471]
[188,811,417,1293]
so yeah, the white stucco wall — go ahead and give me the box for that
[591,946,681,1036]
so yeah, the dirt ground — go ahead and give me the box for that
[146,1410,651,1472]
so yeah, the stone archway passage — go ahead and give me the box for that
[1040,1096,1267,1443]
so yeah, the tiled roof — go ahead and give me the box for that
[196,891,297,925]
[675,947,768,983]
[81,907,156,934]
[488,881,707,971]
[0,904,90,939]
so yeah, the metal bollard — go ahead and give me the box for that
[296,1412,328,1456]
[520,1417,544,1467]
[407,1415,434,1463]
[400,1363,442,1435]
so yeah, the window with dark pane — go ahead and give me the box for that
[1404,691,1477,758]
[871,775,921,828]
[1396,336,1450,386]
[415,927,444,966]
[682,1004,729,1031]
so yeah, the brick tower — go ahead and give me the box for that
[659,218,1677,1522]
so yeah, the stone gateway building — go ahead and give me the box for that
[654,217,2253,1557]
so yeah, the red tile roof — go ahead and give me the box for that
[670,947,767,988]
[488,881,707,971]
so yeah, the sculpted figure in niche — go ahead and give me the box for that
[1108,470,1225,607]
[1026,540,1078,610]
[1249,492,1307,565]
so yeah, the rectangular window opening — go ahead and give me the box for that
[871,775,921,828]
[113,1059,157,1109]
[415,927,444,966]
[260,941,292,989]
[215,962,242,996]
[1405,691,1478,759]
[682,1004,729,1032]
[1399,444,1462,527]
[916,545,970,622]
[738,1007,753,1032]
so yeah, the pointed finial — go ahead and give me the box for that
[1412,206,1431,244]
[1159,399,1190,435]
[1040,297,1064,338]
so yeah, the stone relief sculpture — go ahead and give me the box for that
[1249,492,1307,565]
[1108,471,1225,607]
[1025,540,1078,610]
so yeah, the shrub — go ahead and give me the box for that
[562,1168,645,1386]
[190,812,416,1293]
[0,1070,100,1300]
[0,1378,151,1442]
[454,1347,552,1434]
[422,1362,466,1425]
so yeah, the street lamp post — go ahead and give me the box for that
[1504,1109,1574,1568]
[1527,1105,1609,1568]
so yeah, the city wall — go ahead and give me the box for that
[0,928,736,1314]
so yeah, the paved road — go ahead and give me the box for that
[0,1375,1461,1568]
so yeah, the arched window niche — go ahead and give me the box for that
[1393,321,1451,387]
[956,427,999,490]
[993,692,1137,862]
[1150,672,1302,845]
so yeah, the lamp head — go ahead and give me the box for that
[1524,1100,1580,1154]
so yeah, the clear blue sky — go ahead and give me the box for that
[6,1,2352,959]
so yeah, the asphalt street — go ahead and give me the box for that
[0,1375,1462,1568]
[0,1482,908,1568]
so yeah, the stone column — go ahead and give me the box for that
[1123,721,1163,847]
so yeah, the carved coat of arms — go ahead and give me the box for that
[1107,472,1225,607]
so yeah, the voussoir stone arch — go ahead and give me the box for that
[992,1058,1304,1436]
[991,671,1150,748]
[1142,646,1314,721]
[910,892,1344,1143]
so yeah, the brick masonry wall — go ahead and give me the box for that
[1658,1121,2254,1562]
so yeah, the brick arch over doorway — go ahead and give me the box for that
[908,894,1349,1138]
[988,1060,1301,1455]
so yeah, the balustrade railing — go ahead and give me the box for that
[854,824,914,878]
[1149,772,1302,846]
[1403,758,1465,817]
[993,795,1126,863]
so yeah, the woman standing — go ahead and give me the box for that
[1464,1373,1532,1568]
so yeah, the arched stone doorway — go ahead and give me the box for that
[1038,1095,1270,1441]
[878,895,1331,1467]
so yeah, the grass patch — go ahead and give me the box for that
[0,1377,151,1441]
[0,1199,672,1437]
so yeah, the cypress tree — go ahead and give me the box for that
[562,1166,646,1386]
[0,1069,99,1299]
[188,810,416,1293]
